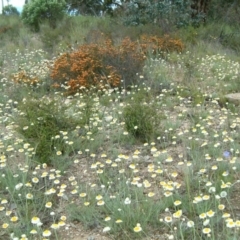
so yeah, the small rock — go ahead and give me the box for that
[87,236,95,240]
[225,93,240,105]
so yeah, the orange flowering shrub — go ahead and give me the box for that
[50,43,122,94]
[11,71,40,85]
[50,34,184,94]
[0,26,11,35]
[96,37,146,88]
[140,34,184,55]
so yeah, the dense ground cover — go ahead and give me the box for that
[0,15,240,240]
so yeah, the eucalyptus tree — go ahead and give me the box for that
[21,0,67,31]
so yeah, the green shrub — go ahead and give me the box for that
[15,97,76,164]
[208,0,240,26]
[123,87,165,142]
[219,30,240,52]
[21,0,67,32]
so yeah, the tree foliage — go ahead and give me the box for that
[64,0,208,27]
[207,0,240,24]
[2,4,20,16]
[21,0,239,31]
[21,0,67,32]
[65,0,123,16]
[119,0,195,28]
[65,0,102,15]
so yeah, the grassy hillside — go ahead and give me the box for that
[0,15,240,240]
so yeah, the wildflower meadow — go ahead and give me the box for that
[0,13,240,240]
